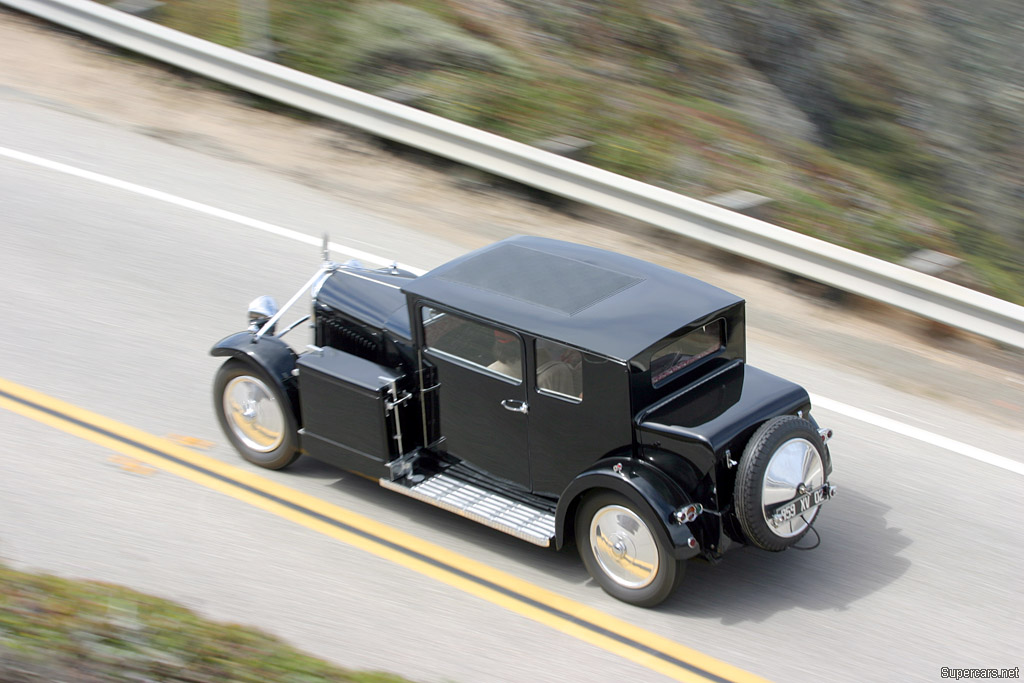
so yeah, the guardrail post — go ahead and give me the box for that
[110,0,162,19]
[237,0,275,60]
[707,190,775,222]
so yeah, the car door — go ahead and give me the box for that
[419,306,531,487]
[527,337,632,497]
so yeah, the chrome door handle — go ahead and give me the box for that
[501,399,529,414]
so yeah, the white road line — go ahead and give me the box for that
[810,395,1024,476]
[3,144,1020,476]
[0,146,424,275]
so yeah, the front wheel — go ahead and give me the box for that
[214,359,300,470]
[575,492,683,607]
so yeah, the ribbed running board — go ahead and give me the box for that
[380,473,556,547]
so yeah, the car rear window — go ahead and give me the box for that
[650,320,724,387]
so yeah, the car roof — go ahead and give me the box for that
[402,236,744,361]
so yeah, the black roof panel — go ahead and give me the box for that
[438,243,644,316]
[403,236,744,361]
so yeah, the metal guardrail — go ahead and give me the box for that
[5,0,1024,350]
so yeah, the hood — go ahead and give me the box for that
[314,266,416,337]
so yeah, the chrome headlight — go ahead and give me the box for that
[247,295,279,332]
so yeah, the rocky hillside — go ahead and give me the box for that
[147,0,1023,301]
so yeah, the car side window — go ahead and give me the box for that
[421,307,523,381]
[535,339,582,402]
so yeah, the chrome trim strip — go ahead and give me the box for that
[334,268,403,290]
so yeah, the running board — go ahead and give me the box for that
[380,473,556,547]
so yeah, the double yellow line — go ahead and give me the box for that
[0,376,768,683]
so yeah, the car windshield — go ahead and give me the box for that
[650,320,724,387]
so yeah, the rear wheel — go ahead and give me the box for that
[575,492,682,607]
[734,416,826,551]
[214,359,300,470]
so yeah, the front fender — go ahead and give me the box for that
[555,458,701,560]
[211,331,300,419]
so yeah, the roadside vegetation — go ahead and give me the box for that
[0,561,413,682]
[104,0,1024,303]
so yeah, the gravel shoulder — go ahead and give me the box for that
[1,7,1021,426]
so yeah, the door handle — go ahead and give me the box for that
[501,399,529,415]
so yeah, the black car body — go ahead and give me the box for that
[212,236,835,606]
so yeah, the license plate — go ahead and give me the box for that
[770,485,831,525]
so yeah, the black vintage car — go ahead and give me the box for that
[211,236,835,607]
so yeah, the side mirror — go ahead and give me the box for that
[247,295,279,333]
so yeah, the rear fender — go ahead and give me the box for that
[555,458,701,560]
[211,331,300,420]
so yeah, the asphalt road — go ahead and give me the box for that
[2,86,1023,683]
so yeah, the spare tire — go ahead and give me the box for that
[734,415,826,551]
